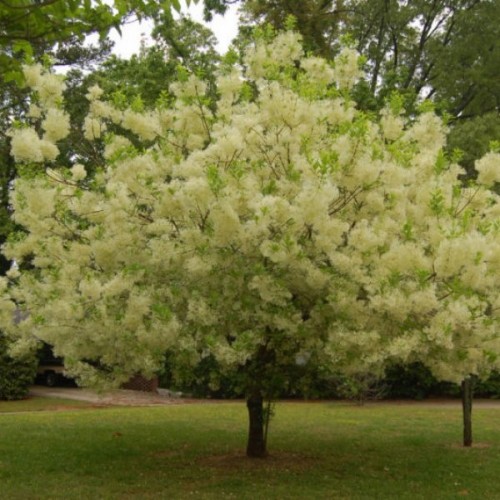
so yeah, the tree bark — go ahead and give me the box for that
[461,376,475,447]
[246,391,267,458]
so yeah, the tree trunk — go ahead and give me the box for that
[246,391,267,458]
[461,376,475,447]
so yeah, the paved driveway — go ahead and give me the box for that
[29,385,190,406]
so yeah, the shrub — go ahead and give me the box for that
[0,334,37,400]
[475,372,500,398]
[384,362,460,400]
[333,373,387,404]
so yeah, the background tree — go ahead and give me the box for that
[208,0,500,175]
[0,1,202,270]
[349,0,500,177]
[91,14,220,106]
[0,0,200,79]
[203,0,349,59]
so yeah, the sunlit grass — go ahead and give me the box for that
[0,401,498,499]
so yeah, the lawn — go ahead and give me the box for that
[0,400,499,499]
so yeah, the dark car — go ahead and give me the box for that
[36,344,70,386]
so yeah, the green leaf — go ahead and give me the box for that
[262,179,277,195]
[12,40,33,56]
[417,100,435,114]
[151,304,172,321]
[284,15,298,31]
[429,189,445,215]
[3,70,23,86]
[434,150,447,174]
[170,0,182,12]
[388,92,405,115]
[450,148,464,163]
[207,165,225,194]
[176,64,190,83]
[131,95,144,112]
[489,140,500,153]
[402,220,413,241]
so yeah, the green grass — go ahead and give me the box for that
[0,401,499,499]
[0,397,97,413]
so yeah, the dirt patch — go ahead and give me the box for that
[198,451,318,472]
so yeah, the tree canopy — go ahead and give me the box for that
[1,30,499,456]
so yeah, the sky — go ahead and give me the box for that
[109,0,240,58]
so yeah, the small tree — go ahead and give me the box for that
[362,132,500,446]
[1,31,499,456]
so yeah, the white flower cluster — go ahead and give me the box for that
[10,128,59,163]
[42,108,70,142]
[380,107,404,141]
[244,31,303,79]
[121,110,160,141]
[83,116,106,140]
[301,57,335,86]
[9,65,70,163]
[71,164,87,181]
[332,47,363,90]
[475,152,500,187]
[23,64,65,106]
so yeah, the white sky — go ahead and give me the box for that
[109,0,240,58]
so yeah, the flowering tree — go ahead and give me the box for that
[1,31,499,457]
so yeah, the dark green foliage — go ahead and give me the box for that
[384,362,437,400]
[475,372,500,398]
[447,112,500,177]
[239,0,348,59]
[0,334,37,400]
[160,349,332,400]
[384,363,460,400]
[162,357,500,401]
[332,372,387,404]
[92,15,220,108]
[159,352,243,398]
